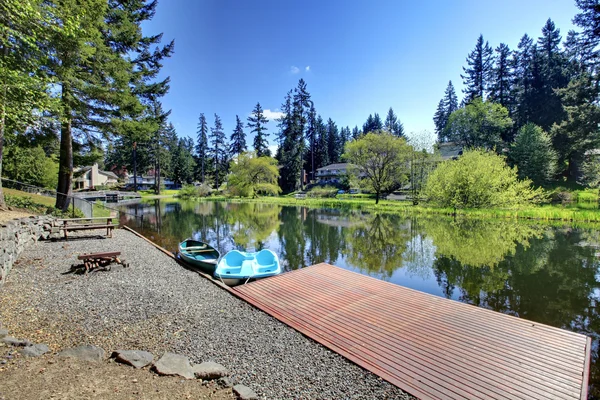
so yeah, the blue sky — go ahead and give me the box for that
[144,0,580,149]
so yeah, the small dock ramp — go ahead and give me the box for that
[233,263,591,399]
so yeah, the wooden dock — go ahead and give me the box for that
[233,263,591,400]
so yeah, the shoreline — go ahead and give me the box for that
[0,228,412,399]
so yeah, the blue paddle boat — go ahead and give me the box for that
[214,249,281,286]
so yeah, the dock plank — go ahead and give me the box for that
[233,263,591,400]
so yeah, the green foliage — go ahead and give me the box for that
[424,149,545,209]
[445,98,513,149]
[344,132,412,203]
[3,146,58,189]
[461,35,493,102]
[509,123,557,185]
[307,186,338,198]
[227,152,281,198]
[248,103,269,157]
[5,194,84,218]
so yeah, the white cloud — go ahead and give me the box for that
[262,109,286,120]
[305,66,310,72]
[290,66,300,74]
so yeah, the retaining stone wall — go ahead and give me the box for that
[0,216,53,285]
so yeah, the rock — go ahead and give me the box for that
[192,361,229,380]
[0,328,8,339]
[58,345,105,362]
[112,350,154,369]
[233,384,258,400]
[2,336,31,347]
[152,352,194,379]
[20,343,50,357]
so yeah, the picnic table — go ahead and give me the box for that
[54,217,118,239]
[74,251,129,274]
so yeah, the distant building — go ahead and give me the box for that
[73,163,119,190]
[437,142,463,160]
[316,163,353,184]
[125,175,177,190]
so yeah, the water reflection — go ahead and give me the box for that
[120,200,600,396]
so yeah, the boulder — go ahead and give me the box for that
[0,328,8,339]
[58,345,105,362]
[233,384,258,400]
[2,336,31,347]
[192,361,229,380]
[112,349,154,369]
[20,343,49,357]
[152,352,194,379]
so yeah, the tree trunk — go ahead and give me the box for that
[55,117,73,210]
[375,192,380,204]
[0,45,7,209]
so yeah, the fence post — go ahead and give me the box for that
[72,197,75,218]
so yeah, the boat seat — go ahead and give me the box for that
[223,250,246,270]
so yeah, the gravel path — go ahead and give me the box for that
[0,229,412,399]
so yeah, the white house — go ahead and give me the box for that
[315,163,353,184]
[73,163,119,190]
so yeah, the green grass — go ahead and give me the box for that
[4,187,56,207]
[3,188,84,217]
[138,189,180,197]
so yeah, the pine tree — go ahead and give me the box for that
[444,81,459,114]
[461,34,493,102]
[384,107,404,137]
[150,101,172,194]
[210,114,227,189]
[327,119,340,163]
[512,34,536,129]
[315,115,329,169]
[230,115,247,157]
[363,114,374,134]
[373,113,383,131]
[434,81,459,142]
[196,113,209,183]
[351,126,361,140]
[248,102,270,157]
[489,43,512,109]
[306,105,318,181]
[275,91,293,161]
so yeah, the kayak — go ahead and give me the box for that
[178,238,220,272]
[214,249,281,286]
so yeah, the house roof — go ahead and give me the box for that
[316,163,351,172]
[437,142,463,160]
[99,170,119,180]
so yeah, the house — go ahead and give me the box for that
[315,163,353,184]
[437,142,463,160]
[125,175,177,190]
[73,163,119,190]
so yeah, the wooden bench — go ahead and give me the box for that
[55,217,118,239]
[73,251,128,274]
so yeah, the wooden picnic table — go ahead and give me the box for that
[55,217,117,239]
[74,251,129,274]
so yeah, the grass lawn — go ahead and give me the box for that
[138,189,180,197]
[3,187,56,207]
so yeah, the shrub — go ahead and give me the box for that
[178,183,212,199]
[307,186,338,198]
[508,123,557,186]
[424,149,545,209]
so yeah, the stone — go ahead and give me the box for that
[58,345,105,362]
[0,329,8,339]
[112,350,154,369]
[233,384,258,400]
[217,377,233,388]
[152,352,194,379]
[20,343,50,357]
[2,336,31,347]
[192,361,229,380]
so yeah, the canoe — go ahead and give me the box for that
[178,238,220,272]
[214,249,281,286]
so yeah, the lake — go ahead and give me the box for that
[119,199,600,397]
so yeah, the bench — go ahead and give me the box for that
[73,251,128,274]
[55,217,117,239]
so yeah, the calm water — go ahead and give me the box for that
[120,199,600,397]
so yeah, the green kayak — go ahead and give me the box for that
[178,238,220,272]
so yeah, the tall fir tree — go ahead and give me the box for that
[461,34,493,102]
[489,43,512,110]
[433,81,459,142]
[230,115,247,157]
[384,107,405,137]
[372,113,383,131]
[195,113,209,183]
[248,102,270,157]
[351,126,361,140]
[275,91,293,161]
[306,105,318,181]
[315,115,329,169]
[210,114,227,189]
[326,118,340,163]
[363,114,374,134]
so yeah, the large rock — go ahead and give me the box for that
[58,345,105,362]
[233,384,258,400]
[2,336,31,347]
[112,349,154,369]
[20,343,49,357]
[152,352,194,379]
[192,361,229,380]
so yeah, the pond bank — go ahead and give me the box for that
[0,228,411,399]
[175,195,600,223]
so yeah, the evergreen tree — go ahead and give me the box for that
[373,113,383,131]
[248,102,270,157]
[433,99,447,142]
[384,107,404,137]
[195,113,209,183]
[351,126,361,140]
[512,34,538,130]
[573,0,600,67]
[210,114,227,189]
[489,43,512,110]
[363,114,374,134]
[172,137,196,185]
[327,118,340,163]
[461,34,493,102]
[150,101,172,194]
[509,123,557,185]
[230,115,247,157]
[275,91,293,161]
[339,126,351,157]
[306,105,318,181]
[444,81,459,114]
[315,115,329,170]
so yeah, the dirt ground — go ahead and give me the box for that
[0,209,36,223]
[0,344,234,400]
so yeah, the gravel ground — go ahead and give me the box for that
[0,229,412,399]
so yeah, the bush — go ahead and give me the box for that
[307,186,338,198]
[424,149,545,209]
[178,183,212,199]
[508,123,557,186]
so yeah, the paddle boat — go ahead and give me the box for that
[178,238,220,272]
[214,249,281,286]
